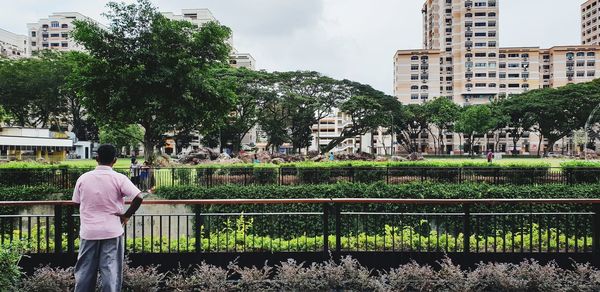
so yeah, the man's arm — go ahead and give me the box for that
[117,194,144,225]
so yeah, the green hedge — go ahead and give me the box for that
[155,183,598,237]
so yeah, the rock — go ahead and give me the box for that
[407,152,425,161]
[391,156,407,162]
[375,156,388,162]
[270,158,286,164]
[218,152,231,160]
[311,155,325,162]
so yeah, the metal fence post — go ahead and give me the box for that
[593,204,600,254]
[54,205,63,254]
[335,204,341,253]
[66,205,75,255]
[386,167,390,184]
[195,205,202,253]
[171,168,175,187]
[323,204,330,255]
[463,204,471,254]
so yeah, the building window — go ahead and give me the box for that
[411,85,419,90]
[31,31,36,37]
[31,41,36,46]
[588,52,596,57]
[421,85,429,90]
[51,43,59,47]
[489,72,497,77]
[411,94,419,100]
[577,52,586,57]
[51,21,60,28]
[411,56,419,61]
[488,53,496,57]
[475,83,487,87]
[588,71,596,77]
[61,33,68,38]
[61,43,68,48]
[411,65,419,70]
[508,74,520,78]
[50,33,59,37]
[577,61,586,67]
[411,75,419,80]
[42,43,49,48]
[577,71,585,77]
[61,24,68,28]
[508,84,520,88]
[421,94,429,100]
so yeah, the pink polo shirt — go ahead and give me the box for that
[72,165,141,240]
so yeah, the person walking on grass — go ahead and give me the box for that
[73,144,146,292]
[487,149,495,164]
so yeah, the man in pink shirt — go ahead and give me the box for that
[72,144,144,292]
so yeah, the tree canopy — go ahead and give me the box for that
[71,0,235,162]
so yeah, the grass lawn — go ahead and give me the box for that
[60,158,144,168]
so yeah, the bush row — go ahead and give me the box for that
[155,183,599,236]
[155,182,600,201]
[10,256,600,291]
[5,221,584,254]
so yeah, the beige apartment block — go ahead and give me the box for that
[582,0,600,45]
[27,12,103,54]
[395,0,600,107]
[0,28,27,58]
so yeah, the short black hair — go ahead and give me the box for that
[97,144,117,165]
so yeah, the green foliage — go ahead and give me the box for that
[71,0,235,162]
[99,124,144,152]
[155,182,600,201]
[0,186,64,214]
[0,243,24,291]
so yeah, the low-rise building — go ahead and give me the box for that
[0,127,73,162]
[0,28,27,58]
[27,12,104,54]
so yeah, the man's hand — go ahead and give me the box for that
[114,213,130,226]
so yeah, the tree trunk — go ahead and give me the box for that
[143,140,155,164]
[537,134,543,157]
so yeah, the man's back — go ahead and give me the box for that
[73,166,140,240]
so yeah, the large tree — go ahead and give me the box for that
[520,80,600,156]
[425,97,460,154]
[455,105,495,156]
[394,104,430,154]
[71,0,235,162]
[497,95,536,155]
[99,125,144,155]
[322,81,399,153]
[274,71,347,153]
[212,68,275,153]
[0,53,68,128]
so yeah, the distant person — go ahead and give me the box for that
[140,161,151,190]
[487,149,494,163]
[130,158,140,186]
[329,151,335,161]
[253,154,260,164]
[72,144,145,292]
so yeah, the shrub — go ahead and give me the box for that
[19,265,74,292]
[253,166,278,185]
[0,243,23,291]
[123,261,164,292]
[379,261,437,291]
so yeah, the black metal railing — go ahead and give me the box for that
[2,167,600,188]
[1,199,600,255]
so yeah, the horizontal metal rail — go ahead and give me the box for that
[4,198,600,206]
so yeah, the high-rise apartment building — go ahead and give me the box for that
[395,0,600,106]
[582,0,600,45]
[27,12,103,54]
[0,28,27,58]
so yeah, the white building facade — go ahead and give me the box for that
[0,28,27,58]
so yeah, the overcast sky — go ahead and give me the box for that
[0,0,583,95]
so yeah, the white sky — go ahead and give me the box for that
[0,0,583,95]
